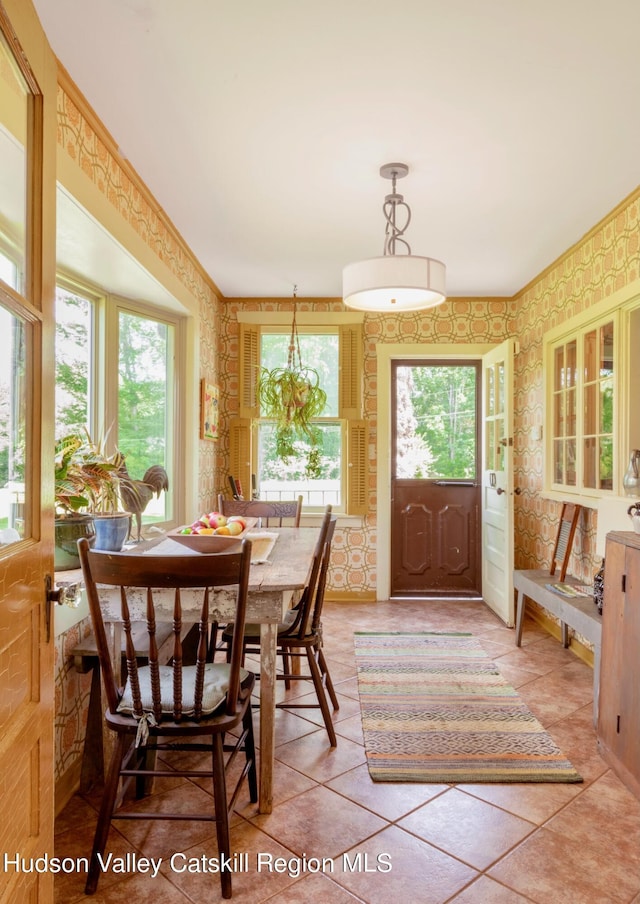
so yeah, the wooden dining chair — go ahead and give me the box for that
[222,507,339,744]
[77,536,257,900]
[218,494,303,527]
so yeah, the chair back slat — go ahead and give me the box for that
[218,495,303,527]
[77,537,253,724]
[172,588,183,720]
[144,587,163,720]
[194,588,209,720]
[121,587,143,717]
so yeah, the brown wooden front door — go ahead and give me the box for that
[390,360,481,598]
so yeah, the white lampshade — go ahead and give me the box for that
[343,254,446,313]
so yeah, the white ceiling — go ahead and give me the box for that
[32,0,640,300]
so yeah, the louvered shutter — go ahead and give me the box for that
[339,323,362,418]
[228,418,252,497]
[346,419,368,515]
[238,323,259,418]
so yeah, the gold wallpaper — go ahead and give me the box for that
[513,189,640,583]
[53,72,640,792]
[54,80,223,784]
[219,298,515,597]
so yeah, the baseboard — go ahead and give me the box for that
[55,758,82,817]
[325,591,377,603]
[526,601,595,668]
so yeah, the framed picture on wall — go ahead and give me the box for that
[200,380,219,441]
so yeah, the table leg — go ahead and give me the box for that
[259,621,277,814]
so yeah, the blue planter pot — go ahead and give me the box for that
[93,513,131,551]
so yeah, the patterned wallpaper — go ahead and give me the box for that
[53,72,640,791]
[54,80,223,785]
[219,298,515,597]
[513,190,640,583]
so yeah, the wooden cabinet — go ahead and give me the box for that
[598,531,640,800]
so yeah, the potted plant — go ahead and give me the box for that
[54,431,132,568]
[257,298,327,462]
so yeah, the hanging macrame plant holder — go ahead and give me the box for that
[257,290,327,461]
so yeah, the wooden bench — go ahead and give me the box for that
[514,569,602,725]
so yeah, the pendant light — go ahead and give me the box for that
[342,163,446,312]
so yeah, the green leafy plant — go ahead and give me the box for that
[257,297,327,462]
[54,430,129,515]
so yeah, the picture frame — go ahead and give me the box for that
[200,380,219,441]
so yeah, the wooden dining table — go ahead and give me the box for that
[94,525,321,813]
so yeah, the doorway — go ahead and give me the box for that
[390,360,481,597]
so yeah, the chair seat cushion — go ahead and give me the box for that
[117,663,250,717]
[223,608,299,643]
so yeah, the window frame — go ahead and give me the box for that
[257,325,342,511]
[55,271,186,533]
[235,310,367,517]
[543,287,640,504]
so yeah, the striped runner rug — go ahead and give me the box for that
[355,632,582,783]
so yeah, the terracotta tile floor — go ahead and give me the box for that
[55,599,640,903]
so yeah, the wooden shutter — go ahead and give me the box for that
[228,417,252,497]
[238,323,260,418]
[346,419,368,515]
[339,323,362,418]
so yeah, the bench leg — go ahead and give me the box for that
[515,590,526,646]
[561,622,569,648]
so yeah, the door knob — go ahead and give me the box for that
[514,487,522,495]
[496,487,505,495]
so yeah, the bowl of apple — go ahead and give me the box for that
[167,512,258,552]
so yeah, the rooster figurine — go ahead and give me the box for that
[118,459,169,541]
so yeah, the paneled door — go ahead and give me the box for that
[481,339,516,625]
[390,360,481,597]
[0,6,56,903]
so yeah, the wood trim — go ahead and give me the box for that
[238,323,259,417]
[56,62,222,299]
[339,323,362,418]
[54,759,83,817]
[0,2,41,93]
[228,417,252,498]
[515,184,640,301]
[347,419,368,516]
[325,591,377,603]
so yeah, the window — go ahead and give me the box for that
[233,313,367,515]
[258,330,341,507]
[549,316,615,495]
[542,286,640,502]
[55,279,180,531]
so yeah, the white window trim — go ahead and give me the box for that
[542,279,640,509]
[236,310,366,519]
[55,273,188,533]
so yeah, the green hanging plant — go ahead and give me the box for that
[257,291,327,462]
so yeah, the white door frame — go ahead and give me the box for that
[376,342,495,601]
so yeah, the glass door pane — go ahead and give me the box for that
[0,302,27,546]
[0,27,29,292]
